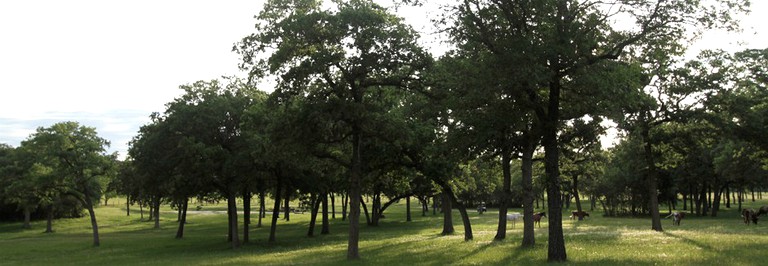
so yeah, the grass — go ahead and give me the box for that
[1,199,768,265]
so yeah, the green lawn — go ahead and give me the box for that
[1,199,767,265]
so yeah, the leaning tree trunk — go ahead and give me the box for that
[573,174,583,215]
[494,150,512,241]
[269,180,282,243]
[83,196,100,247]
[711,184,725,217]
[175,198,188,239]
[308,194,321,237]
[360,197,371,225]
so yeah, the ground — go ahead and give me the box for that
[1,198,767,265]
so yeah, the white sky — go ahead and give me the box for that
[0,0,765,158]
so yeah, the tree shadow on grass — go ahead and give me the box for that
[661,231,714,251]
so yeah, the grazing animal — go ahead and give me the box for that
[664,212,685,226]
[506,213,522,228]
[532,212,546,228]
[570,211,589,220]
[742,209,759,225]
[756,206,768,216]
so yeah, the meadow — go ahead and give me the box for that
[1,198,767,265]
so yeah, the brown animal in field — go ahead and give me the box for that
[532,212,546,228]
[756,206,768,216]
[742,209,759,225]
[570,211,589,220]
[664,212,685,226]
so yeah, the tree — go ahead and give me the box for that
[24,122,114,246]
[430,47,543,245]
[236,0,431,259]
[560,117,605,216]
[164,79,264,248]
[0,144,42,229]
[444,1,748,260]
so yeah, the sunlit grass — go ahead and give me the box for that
[1,198,767,265]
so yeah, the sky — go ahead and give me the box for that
[0,1,765,159]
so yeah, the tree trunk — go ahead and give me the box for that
[126,195,130,216]
[227,193,240,249]
[342,192,348,221]
[711,185,725,217]
[331,193,336,219]
[438,181,471,240]
[543,77,566,261]
[432,196,437,215]
[406,196,412,222]
[269,180,282,242]
[84,196,100,247]
[440,192,454,235]
[641,124,662,232]
[148,202,153,221]
[700,182,709,216]
[738,188,743,211]
[243,189,251,243]
[153,197,160,229]
[321,193,329,234]
[175,198,188,239]
[573,175,583,215]
[45,205,54,233]
[177,204,182,222]
[371,192,381,226]
[544,130,566,261]
[140,201,144,220]
[725,185,731,208]
[494,150,512,241]
[521,141,535,247]
[308,194,320,237]
[360,196,371,225]
[283,190,291,221]
[347,126,363,260]
[22,206,32,229]
[258,192,265,227]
